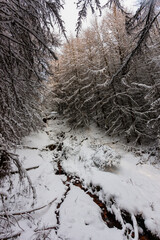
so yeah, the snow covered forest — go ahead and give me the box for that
[53,4,160,156]
[0,0,160,239]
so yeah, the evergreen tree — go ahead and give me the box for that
[0,0,65,173]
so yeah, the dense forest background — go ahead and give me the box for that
[0,0,160,177]
[52,5,160,157]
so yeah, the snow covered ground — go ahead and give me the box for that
[0,114,160,240]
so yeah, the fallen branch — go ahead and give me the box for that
[0,198,57,217]
[11,165,39,174]
[21,146,39,150]
[34,225,57,232]
[1,150,37,200]
[13,157,37,199]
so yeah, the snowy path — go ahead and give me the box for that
[0,115,160,240]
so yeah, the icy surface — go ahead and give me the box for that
[1,115,160,239]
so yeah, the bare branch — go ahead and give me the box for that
[0,198,57,217]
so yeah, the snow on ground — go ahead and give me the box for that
[58,185,123,240]
[0,115,160,239]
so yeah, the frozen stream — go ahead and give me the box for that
[0,115,160,240]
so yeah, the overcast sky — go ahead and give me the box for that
[61,0,139,36]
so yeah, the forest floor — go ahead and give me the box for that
[0,114,160,240]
